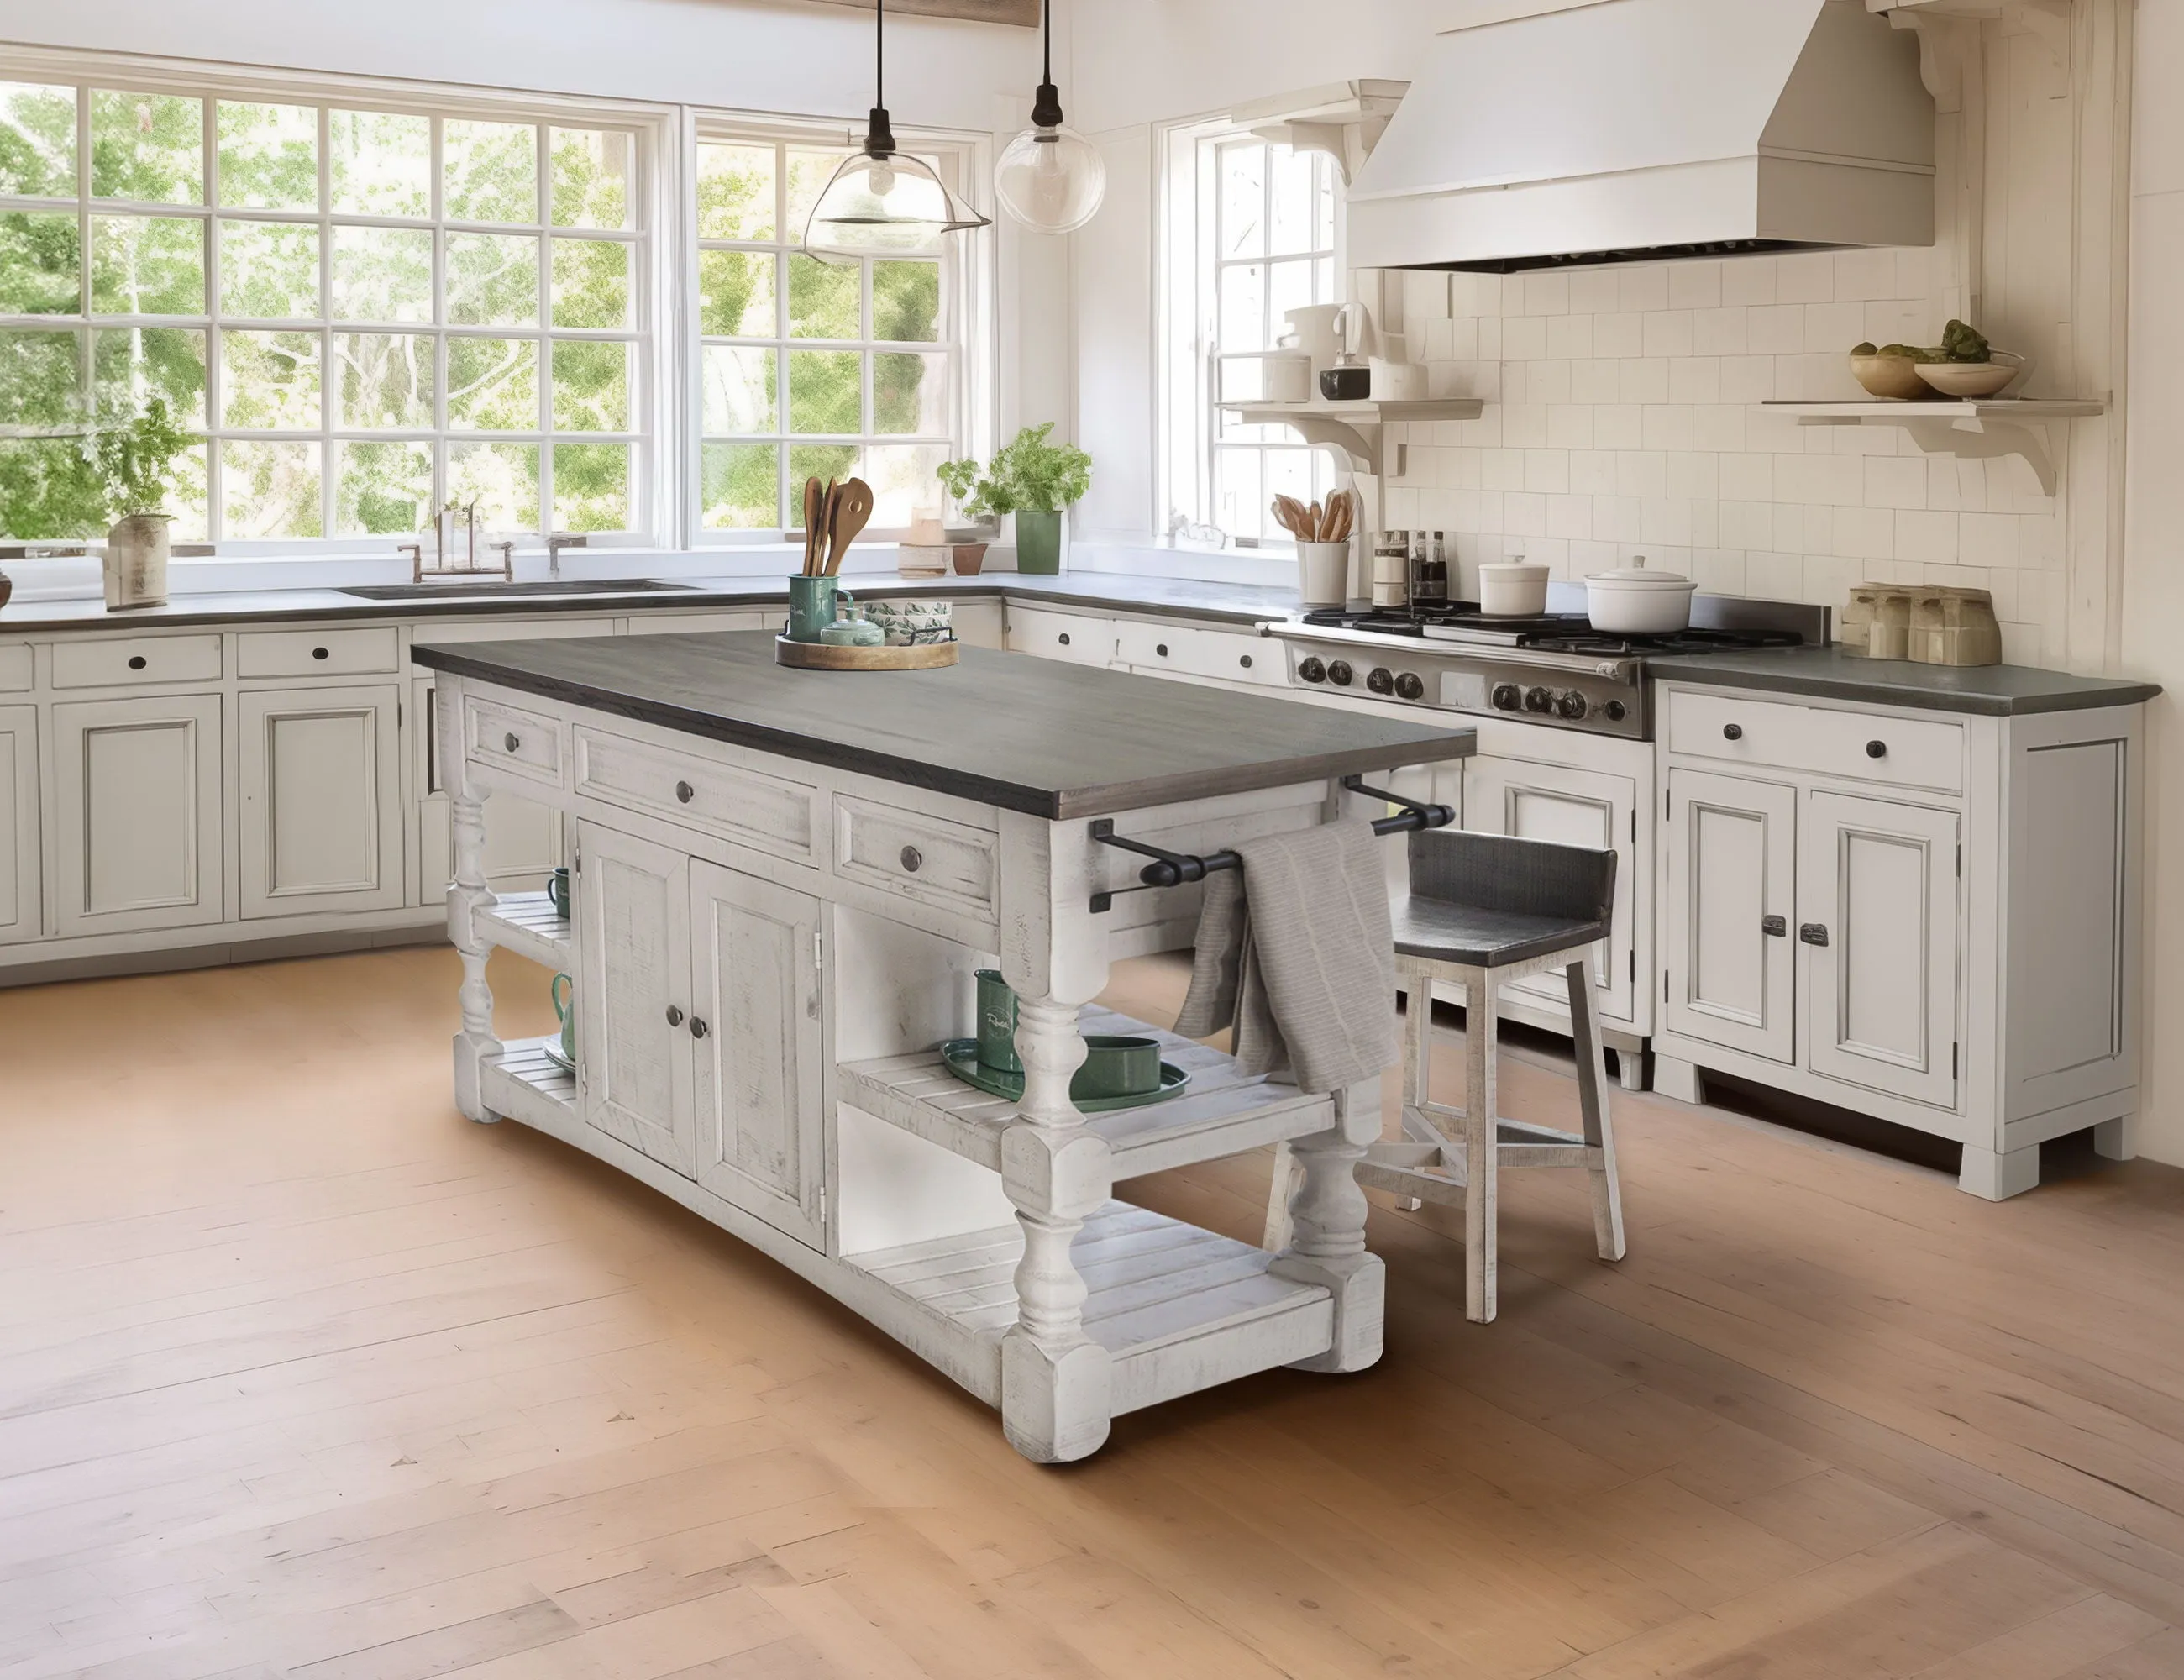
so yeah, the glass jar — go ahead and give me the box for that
[1410,530,1451,612]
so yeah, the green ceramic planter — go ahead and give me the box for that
[1015,508,1063,575]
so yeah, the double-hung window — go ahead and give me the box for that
[0,71,651,545]
[693,125,964,540]
[1163,126,1342,545]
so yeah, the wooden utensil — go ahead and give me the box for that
[823,478,874,575]
[801,477,825,574]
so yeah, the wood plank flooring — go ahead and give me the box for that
[3,945,2182,1678]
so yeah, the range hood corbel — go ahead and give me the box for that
[1227,79,1409,186]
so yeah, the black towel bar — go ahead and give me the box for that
[1087,775,1456,913]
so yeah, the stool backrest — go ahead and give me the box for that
[1408,828,1617,929]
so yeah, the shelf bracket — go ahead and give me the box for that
[1899,416,2058,496]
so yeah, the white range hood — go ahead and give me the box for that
[1347,0,1935,273]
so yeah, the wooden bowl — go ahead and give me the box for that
[1849,353,1930,400]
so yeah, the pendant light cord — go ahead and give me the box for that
[877,0,885,112]
[1032,0,1065,128]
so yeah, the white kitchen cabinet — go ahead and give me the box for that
[415,675,563,902]
[576,821,696,1177]
[1662,768,1796,1064]
[51,694,223,937]
[239,685,404,919]
[0,706,39,944]
[689,858,826,1247]
[1800,790,1959,1110]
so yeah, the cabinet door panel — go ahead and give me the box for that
[575,822,695,1175]
[240,685,402,918]
[690,860,825,1248]
[1464,755,1636,1024]
[53,696,222,936]
[0,707,38,943]
[1665,769,1796,1063]
[416,678,561,903]
[1802,791,1959,1109]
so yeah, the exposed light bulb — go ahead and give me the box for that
[996,0,1106,234]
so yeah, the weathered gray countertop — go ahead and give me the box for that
[1649,646,2161,716]
[0,570,1303,633]
[412,629,1474,819]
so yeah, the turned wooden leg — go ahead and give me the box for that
[1465,978,1499,1324]
[1567,958,1626,1263]
[1272,1077,1386,1373]
[1261,1141,1298,1252]
[999,993,1113,1462]
[439,683,501,1124]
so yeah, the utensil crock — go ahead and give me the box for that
[786,575,848,642]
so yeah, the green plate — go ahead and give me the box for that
[939,1040,1191,1111]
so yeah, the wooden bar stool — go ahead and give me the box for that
[1264,829,1627,1323]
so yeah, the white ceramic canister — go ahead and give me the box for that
[1478,560,1550,616]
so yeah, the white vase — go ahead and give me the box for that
[103,514,171,610]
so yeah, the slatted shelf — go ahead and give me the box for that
[481,1034,575,1129]
[836,1005,1335,1179]
[476,891,570,970]
[846,1202,1335,1415]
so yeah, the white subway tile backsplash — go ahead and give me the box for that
[1594,312,1645,357]
[1896,508,1961,564]
[1863,454,1928,508]
[1619,266,1672,312]
[1546,313,1593,359]
[1694,307,1750,356]
[1571,358,1621,403]
[1668,260,1724,311]
[1721,256,1778,307]
[1547,405,1596,449]
[1833,248,1901,302]
[1668,358,1721,405]
[1747,304,1805,354]
[1621,358,1671,405]
[1503,315,1550,360]
[1644,311,1697,358]
[1642,406,1696,452]
[1693,404,1746,453]
[1594,404,1644,449]
[1777,251,1837,303]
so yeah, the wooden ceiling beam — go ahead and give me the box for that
[801,0,1039,25]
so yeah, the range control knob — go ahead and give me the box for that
[1556,691,1588,720]
[1394,672,1426,701]
[1298,656,1326,685]
[1326,659,1354,687]
[1603,700,1628,722]
[1490,683,1524,711]
[1523,686,1553,713]
[1367,667,1395,695]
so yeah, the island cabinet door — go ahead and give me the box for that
[1663,769,1797,1064]
[688,860,825,1250]
[575,822,696,1177]
[1799,791,1960,1110]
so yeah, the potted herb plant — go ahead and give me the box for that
[92,398,192,610]
[938,423,1092,576]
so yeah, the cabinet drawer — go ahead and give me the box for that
[575,727,817,863]
[465,693,564,788]
[238,626,399,678]
[1666,690,1964,794]
[0,644,29,691]
[1115,621,1284,686]
[833,795,998,921]
[1007,606,1113,665]
[52,633,223,689]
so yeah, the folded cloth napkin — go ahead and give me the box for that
[1173,820,1398,1094]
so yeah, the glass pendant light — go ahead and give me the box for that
[805,0,990,264]
[995,0,1105,234]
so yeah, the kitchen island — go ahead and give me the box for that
[411,630,1476,1462]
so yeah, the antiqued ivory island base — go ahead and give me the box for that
[411,630,1477,1462]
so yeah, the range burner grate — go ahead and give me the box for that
[1298,606,1804,656]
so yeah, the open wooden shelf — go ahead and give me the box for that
[845,1201,1336,1415]
[835,1005,1335,1180]
[481,1035,575,1127]
[475,891,570,971]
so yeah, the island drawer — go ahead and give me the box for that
[52,633,223,689]
[1115,622,1285,688]
[1007,606,1114,666]
[465,693,564,788]
[237,627,400,678]
[833,796,998,921]
[0,644,29,691]
[1665,689,1964,793]
[575,727,816,862]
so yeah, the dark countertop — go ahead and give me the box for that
[412,629,1475,820]
[1650,647,2162,716]
[0,570,1304,633]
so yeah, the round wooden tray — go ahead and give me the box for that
[774,636,959,670]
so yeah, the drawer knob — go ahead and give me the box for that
[1156,643,1169,657]
[1240,654,1253,669]
[312,646,329,660]
[1799,923,1830,948]
[1058,632,1072,646]
[900,844,923,873]
[128,655,147,671]
[690,1016,709,1040]
[504,732,520,753]
[675,780,695,804]
[1866,739,1887,759]
[1721,722,1742,741]
[665,1005,685,1027]
[1761,915,1788,937]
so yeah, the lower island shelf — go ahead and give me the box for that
[845,1202,1337,1416]
[480,1034,574,1129]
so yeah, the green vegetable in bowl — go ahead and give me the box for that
[1852,321,1992,365]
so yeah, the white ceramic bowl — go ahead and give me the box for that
[1478,561,1550,616]
[1914,353,2026,399]
[1585,566,1696,634]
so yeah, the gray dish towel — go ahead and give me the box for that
[1173,820,1398,1095]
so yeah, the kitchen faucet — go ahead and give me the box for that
[547,533,587,580]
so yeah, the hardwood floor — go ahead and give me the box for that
[5,945,2184,1679]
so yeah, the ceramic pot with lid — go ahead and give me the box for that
[1585,563,1697,633]
[1478,559,1549,617]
